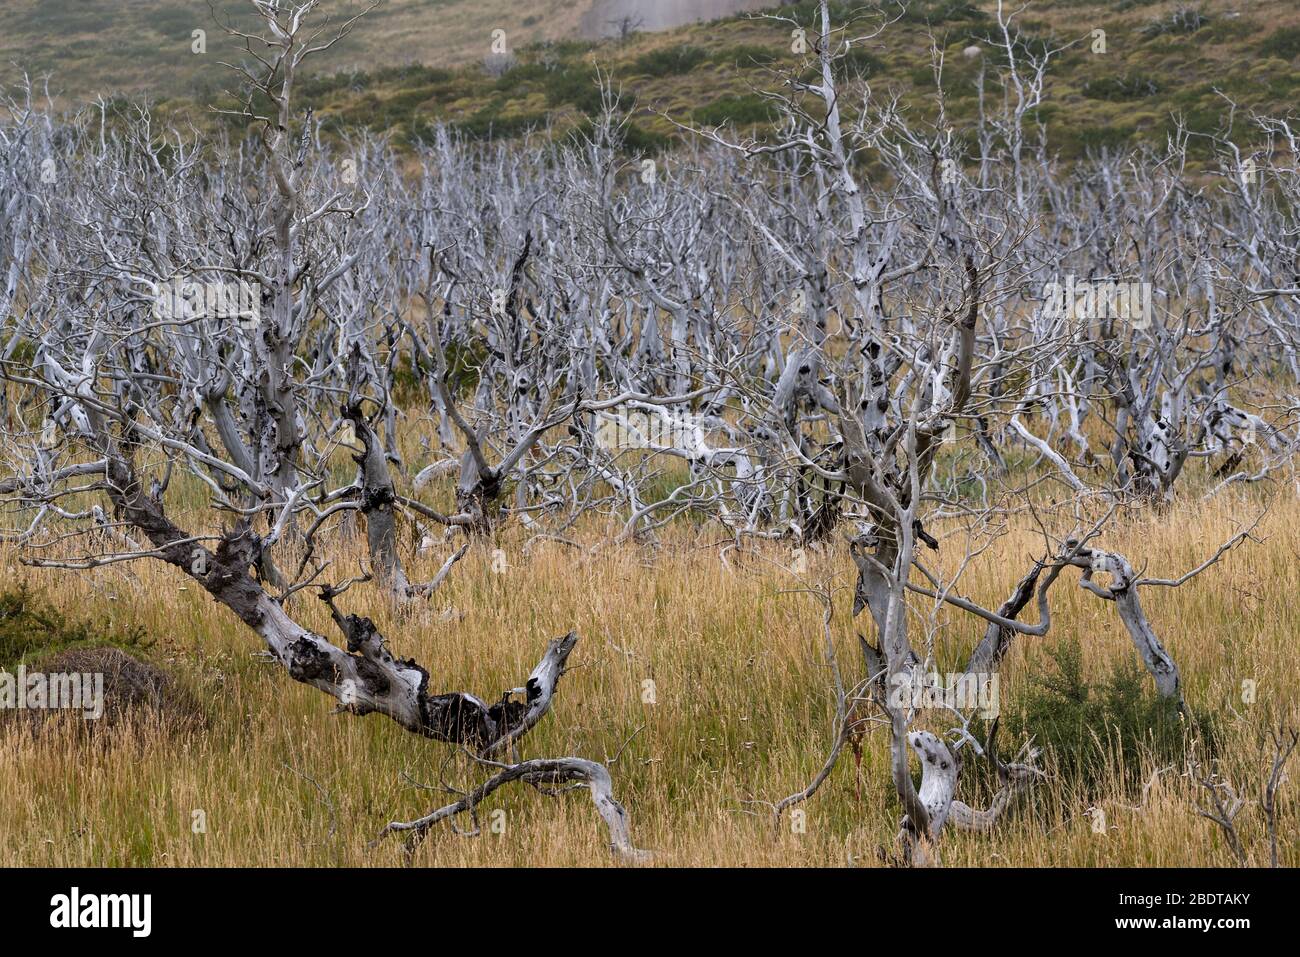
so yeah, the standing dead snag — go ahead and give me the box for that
[0,0,646,863]
[1066,544,1180,703]
[1061,522,1258,706]
[1194,725,1298,867]
[1261,727,1298,868]
[342,390,468,603]
[730,0,1271,864]
[1194,766,1248,866]
[962,561,1046,675]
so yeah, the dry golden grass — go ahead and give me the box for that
[0,464,1296,866]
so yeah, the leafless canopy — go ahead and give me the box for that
[2,0,1295,864]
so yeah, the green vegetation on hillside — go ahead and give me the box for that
[7,2,1300,165]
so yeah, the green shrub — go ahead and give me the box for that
[710,44,781,69]
[799,45,886,85]
[541,66,606,114]
[837,46,885,79]
[298,65,453,100]
[1057,123,1136,158]
[5,337,36,367]
[150,7,205,40]
[442,337,490,395]
[630,45,709,78]
[370,65,454,87]
[778,0,985,26]
[1261,27,1300,61]
[910,64,938,88]
[1081,74,1160,100]
[390,355,425,407]
[1142,6,1210,38]
[622,122,672,155]
[0,586,152,669]
[493,62,551,94]
[898,0,990,24]
[522,38,598,58]
[450,106,548,141]
[693,94,778,127]
[1006,639,1216,798]
[565,119,670,155]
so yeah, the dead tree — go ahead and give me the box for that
[0,0,646,861]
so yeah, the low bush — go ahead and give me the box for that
[693,94,777,127]
[1006,638,1216,799]
[630,45,709,78]
[0,586,152,668]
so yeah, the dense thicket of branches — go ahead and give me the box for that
[2,0,1295,863]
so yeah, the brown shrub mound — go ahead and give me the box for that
[2,646,205,736]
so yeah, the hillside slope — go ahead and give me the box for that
[5,1,1300,162]
[0,0,589,98]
